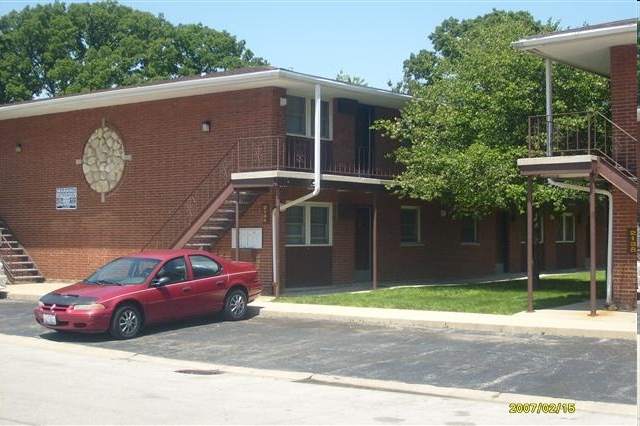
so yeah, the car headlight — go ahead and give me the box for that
[72,303,106,311]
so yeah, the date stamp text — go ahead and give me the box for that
[508,402,576,414]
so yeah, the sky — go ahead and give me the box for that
[1,0,637,90]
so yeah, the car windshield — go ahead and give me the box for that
[85,257,161,286]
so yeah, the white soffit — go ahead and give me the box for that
[0,68,410,120]
[512,19,636,77]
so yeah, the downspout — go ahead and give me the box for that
[547,179,613,305]
[272,84,323,296]
[545,58,553,156]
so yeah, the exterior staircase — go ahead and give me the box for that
[0,217,45,283]
[525,111,638,201]
[184,190,262,250]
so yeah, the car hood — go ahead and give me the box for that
[40,282,137,305]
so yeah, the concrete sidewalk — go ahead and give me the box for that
[2,281,637,340]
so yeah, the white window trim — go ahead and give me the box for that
[285,95,333,140]
[285,202,333,247]
[556,213,575,243]
[400,206,421,246]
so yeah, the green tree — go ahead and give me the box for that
[376,10,609,218]
[0,0,268,103]
[336,69,368,86]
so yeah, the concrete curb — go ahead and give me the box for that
[2,284,637,340]
[253,301,638,341]
[1,333,634,417]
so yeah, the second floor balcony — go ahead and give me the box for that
[519,110,637,201]
[526,111,637,179]
[233,135,401,180]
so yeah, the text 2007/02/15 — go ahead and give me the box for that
[509,402,576,414]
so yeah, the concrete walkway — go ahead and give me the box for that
[2,281,637,340]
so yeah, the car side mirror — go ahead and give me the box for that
[150,276,171,287]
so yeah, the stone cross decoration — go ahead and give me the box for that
[76,119,132,202]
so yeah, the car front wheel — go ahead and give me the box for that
[110,304,142,339]
[224,289,248,321]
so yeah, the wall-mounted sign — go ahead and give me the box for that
[629,227,637,254]
[56,187,77,210]
[231,228,263,249]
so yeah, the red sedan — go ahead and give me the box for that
[34,249,262,339]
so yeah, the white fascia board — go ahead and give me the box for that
[0,68,410,120]
[512,21,636,51]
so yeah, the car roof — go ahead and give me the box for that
[124,249,218,261]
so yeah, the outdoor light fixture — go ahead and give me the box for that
[14,143,22,153]
[201,121,211,133]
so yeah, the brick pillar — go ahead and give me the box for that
[611,188,637,309]
[608,45,637,310]
[610,45,637,174]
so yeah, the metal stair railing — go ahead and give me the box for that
[142,142,241,251]
[527,111,637,181]
[0,218,45,283]
[143,136,284,251]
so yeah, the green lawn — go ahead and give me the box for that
[275,271,606,315]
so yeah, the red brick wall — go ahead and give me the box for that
[611,189,637,308]
[609,44,638,309]
[610,45,637,175]
[0,87,284,280]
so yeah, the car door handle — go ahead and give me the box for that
[215,281,225,286]
[182,287,192,293]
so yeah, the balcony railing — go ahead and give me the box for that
[237,135,400,179]
[527,111,637,177]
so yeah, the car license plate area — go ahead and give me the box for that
[43,313,57,325]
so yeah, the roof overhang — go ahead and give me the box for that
[0,68,411,121]
[517,155,597,179]
[232,170,396,192]
[511,19,637,77]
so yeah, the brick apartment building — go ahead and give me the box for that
[0,48,620,299]
[515,18,637,310]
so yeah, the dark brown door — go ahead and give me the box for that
[356,106,373,174]
[355,207,372,281]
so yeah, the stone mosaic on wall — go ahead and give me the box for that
[76,124,131,201]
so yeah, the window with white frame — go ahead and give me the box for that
[400,206,420,244]
[461,216,478,244]
[556,213,575,243]
[285,95,331,139]
[285,203,332,246]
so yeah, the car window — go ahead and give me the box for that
[155,257,187,284]
[189,255,222,279]
[86,257,160,285]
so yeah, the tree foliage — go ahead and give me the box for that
[0,0,267,103]
[336,69,368,86]
[376,10,609,218]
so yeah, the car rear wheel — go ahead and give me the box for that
[224,289,248,321]
[110,304,142,339]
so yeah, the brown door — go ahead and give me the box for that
[355,207,372,281]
